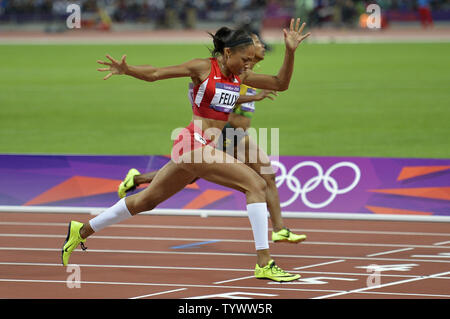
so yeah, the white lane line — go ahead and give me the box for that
[294,260,345,270]
[434,240,450,246]
[3,262,443,279]
[213,275,255,285]
[1,221,449,237]
[2,278,448,299]
[187,292,278,299]
[0,233,448,250]
[129,288,187,299]
[0,278,343,294]
[411,253,450,258]
[0,233,248,243]
[367,248,414,257]
[0,262,253,272]
[308,240,449,250]
[313,270,450,299]
[298,271,432,279]
[2,247,450,263]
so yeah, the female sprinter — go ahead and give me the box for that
[118,33,306,245]
[62,19,310,282]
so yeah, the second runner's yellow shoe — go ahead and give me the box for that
[255,260,300,282]
[118,168,140,198]
[272,228,307,244]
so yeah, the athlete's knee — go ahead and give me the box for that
[134,201,157,214]
[249,175,267,198]
[126,194,157,215]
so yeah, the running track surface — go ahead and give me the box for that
[0,212,449,299]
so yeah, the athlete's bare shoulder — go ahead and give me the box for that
[185,58,212,84]
[183,58,210,71]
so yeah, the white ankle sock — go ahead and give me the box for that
[89,198,132,232]
[247,202,269,251]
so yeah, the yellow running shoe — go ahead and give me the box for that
[61,221,87,266]
[272,228,307,244]
[118,168,141,199]
[255,260,300,282]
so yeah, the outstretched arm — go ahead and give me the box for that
[241,18,310,91]
[97,55,210,83]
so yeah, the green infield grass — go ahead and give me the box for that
[0,42,449,158]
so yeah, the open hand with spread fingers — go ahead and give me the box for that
[97,54,129,80]
[256,90,278,101]
[283,18,311,52]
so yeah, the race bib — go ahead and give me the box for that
[210,83,240,113]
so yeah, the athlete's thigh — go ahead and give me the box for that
[136,161,196,204]
[178,145,264,193]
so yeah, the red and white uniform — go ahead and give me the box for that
[191,57,241,121]
[172,58,241,162]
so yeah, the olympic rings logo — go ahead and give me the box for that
[271,161,361,209]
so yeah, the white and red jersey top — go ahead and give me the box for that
[189,58,241,121]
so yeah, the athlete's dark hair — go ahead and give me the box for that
[208,27,253,57]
